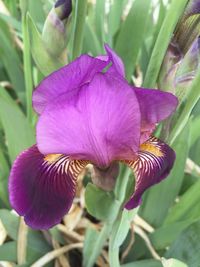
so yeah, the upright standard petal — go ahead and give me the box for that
[37,73,141,168]
[104,44,125,77]
[133,88,178,143]
[9,145,88,229]
[124,136,175,209]
[33,55,109,114]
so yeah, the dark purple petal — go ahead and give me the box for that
[54,0,72,21]
[37,73,141,168]
[9,145,88,229]
[124,136,175,209]
[32,55,109,114]
[133,88,178,143]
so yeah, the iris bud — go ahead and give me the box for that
[158,42,182,93]
[42,0,72,59]
[159,1,200,100]
[175,37,200,100]
[173,0,200,55]
[54,0,72,20]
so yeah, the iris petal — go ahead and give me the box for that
[9,145,88,229]
[37,73,141,168]
[133,88,178,143]
[124,136,175,209]
[33,45,125,115]
[32,55,109,114]
[104,44,125,77]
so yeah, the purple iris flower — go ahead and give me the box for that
[9,45,178,229]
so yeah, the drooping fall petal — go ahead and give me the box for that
[124,136,175,209]
[36,73,141,168]
[9,145,88,229]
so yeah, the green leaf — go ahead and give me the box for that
[28,0,46,24]
[110,209,138,250]
[143,0,188,87]
[83,20,102,55]
[0,209,52,260]
[162,258,188,267]
[121,259,162,267]
[95,0,105,46]
[0,241,17,261]
[150,175,200,249]
[152,0,167,47]
[83,228,100,267]
[27,14,63,76]
[0,18,25,103]
[115,0,151,80]
[72,0,87,59]
[83,223,112,267]
[164,179,200,225]
[189,115,200,147]
[0,89,35,162]
[165,221,200,267]
[0,142,10,207]
[150,220,195,250]
[139,123,190,227]
[149,178,200,249]
[22,12,34,122]
[49,227,66,245]
[0,179,9,207]
[4,0,20,18]
[0,209,19,240]
[108,0,123,38]
[141,0,167,77]
[85,183,120,222]
[0,13,21,31]
[28,230,52,254]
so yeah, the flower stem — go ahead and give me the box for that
[86,223,112,267]
[72,0,87,60]
[86,165,133,267]
[109,248,120,267]
[114,164,131,202]
[22,12,33,123]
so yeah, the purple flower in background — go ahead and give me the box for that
[9,45,178,229]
